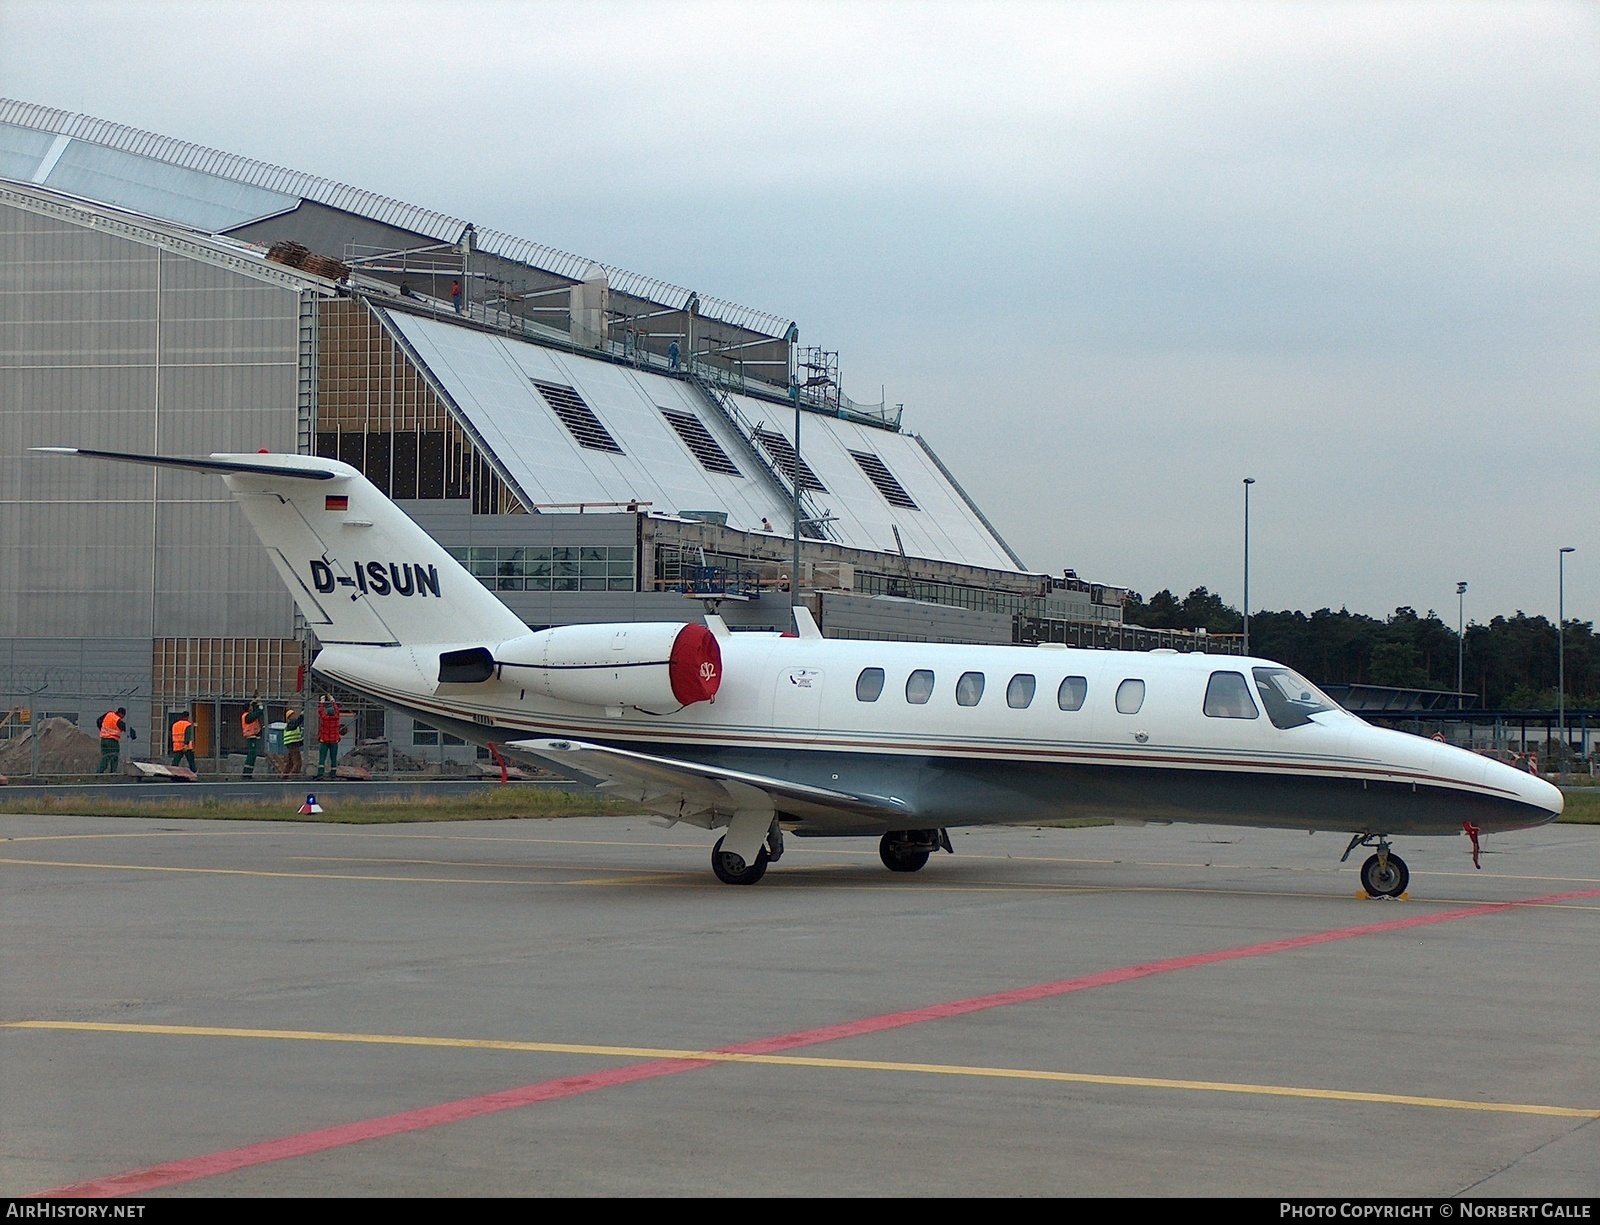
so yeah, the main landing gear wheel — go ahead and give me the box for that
[712,836,768,885]
[879,830,934,873]
[1360,851,1409,898]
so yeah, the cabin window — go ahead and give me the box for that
[856,668,886,702]
[1204,671,1259,720]
[1006,674,1036,709]
[1057,676,1088,711]
[956,671,985,707]
[1115,678,1145,714]
[905,669,935,704]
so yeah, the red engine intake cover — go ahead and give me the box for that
[668,623,722,705]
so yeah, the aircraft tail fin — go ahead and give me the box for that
[35,448,528,648]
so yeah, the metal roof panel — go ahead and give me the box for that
[378,309,801,529]
[0,99,794,338]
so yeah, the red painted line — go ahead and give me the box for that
[36,885,1600,1198]
[40,1059,715,1199]
[726,888,1600,1054]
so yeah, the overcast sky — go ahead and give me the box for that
[4,1,1597,626]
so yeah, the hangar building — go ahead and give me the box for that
[0,99,1208,765]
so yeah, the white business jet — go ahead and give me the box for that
[41,448,1563,892]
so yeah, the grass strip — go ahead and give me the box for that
[0,786,641,824]
[1557,788,1600,824]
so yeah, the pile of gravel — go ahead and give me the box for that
[0,717,106,776]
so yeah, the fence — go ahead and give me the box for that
[0,666,489,780]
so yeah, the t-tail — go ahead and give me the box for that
[34,448,528,647]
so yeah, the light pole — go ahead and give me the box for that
[1456,581,1468,707]
[1559,547,1575,775]
[1242,478,1255,656]
[790,378,801,613]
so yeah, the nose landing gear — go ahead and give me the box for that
[1342,833,1409,898]
[1359,850,1409,898]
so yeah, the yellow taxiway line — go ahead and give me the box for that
[7,853,1600,907]
[7,1020,1595,1120]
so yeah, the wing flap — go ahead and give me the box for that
[504,737,913,831]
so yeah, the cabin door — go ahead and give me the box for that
[771,666,824,742]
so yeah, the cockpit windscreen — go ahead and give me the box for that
[1251,667,1343,730]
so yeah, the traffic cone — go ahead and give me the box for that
[298,793,323,815]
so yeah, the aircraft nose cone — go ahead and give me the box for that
[1513,768,1564,820]
[1399,731,1564,829]
[1477,753,1564,823]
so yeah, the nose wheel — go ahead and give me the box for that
[1359,851,1409,898]
[1343,833,1409,898]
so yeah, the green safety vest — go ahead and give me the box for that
[283,722,304,746]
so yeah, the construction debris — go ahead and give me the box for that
[477,762,530,780]
[0,717,103,776]
[344,739,428,773]
[265,239,310,267]
[264,239,350,282]
[128,760,197,782]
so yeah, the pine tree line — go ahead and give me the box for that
[1124,589,1597,709]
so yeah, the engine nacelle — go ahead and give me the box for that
[488,622,721,710]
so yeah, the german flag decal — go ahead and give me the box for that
[325,495,349,511]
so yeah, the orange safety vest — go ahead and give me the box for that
[241,709,262,738]
[99,712,122,740]
[171,719,194,753]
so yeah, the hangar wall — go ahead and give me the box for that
[0,187,307,738]
[0,102,1212,773]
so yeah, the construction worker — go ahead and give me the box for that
[96,707,133,774]
[241,695,265,777]
[170,711,196,772]
[315,695,343,778]
[282,706,304,777]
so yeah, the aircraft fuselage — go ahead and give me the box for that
[312,635,1560,840]
[41,448,1563,889]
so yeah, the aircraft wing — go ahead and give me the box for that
[504,737,913,834]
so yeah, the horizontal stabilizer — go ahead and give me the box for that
[38,446,529,648]
[32,447,339,480]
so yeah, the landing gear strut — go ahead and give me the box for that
[1341,833,1409,898]
[878,828,953,874]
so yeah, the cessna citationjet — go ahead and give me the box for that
[42,448,1563,892]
